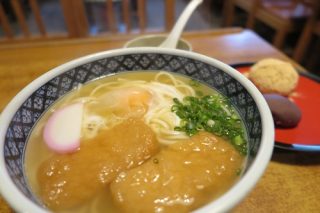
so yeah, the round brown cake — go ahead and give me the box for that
[249,58,299,96]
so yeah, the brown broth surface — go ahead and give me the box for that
[37,118,159,210]
[111,132,244,213]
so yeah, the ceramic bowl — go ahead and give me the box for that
[124,34,192,50]
[0,47,274,213]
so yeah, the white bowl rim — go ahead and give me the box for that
[123,34,192,50]
[0,47,274,213]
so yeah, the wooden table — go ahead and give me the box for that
[0,28,319,213]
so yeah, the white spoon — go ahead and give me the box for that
[159,0,203,49]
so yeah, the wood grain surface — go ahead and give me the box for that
[0,28,318,213]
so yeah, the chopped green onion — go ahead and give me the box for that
[236,168,242,176]
[171,94,248,155]
[153,158,159,164]
[234,135,243,146]
[189,79,201,87]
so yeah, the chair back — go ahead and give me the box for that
[63,0,176,36]
[293,0,320,62]
[0,0,176,43]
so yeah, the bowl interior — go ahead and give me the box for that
[2,52,263,210]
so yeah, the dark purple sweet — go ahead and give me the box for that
[263,94,302,128]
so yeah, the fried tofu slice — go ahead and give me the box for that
[110,132,244,213]
[37,118,159,210]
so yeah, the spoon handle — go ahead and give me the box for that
[159,0,203,49]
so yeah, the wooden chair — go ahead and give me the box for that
[83,0,175,34]
[0,0,176,43]
[293,0,320,63]
[0,0,79,41]
[223,0,313,49]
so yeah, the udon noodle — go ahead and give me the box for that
[77,71,195,144]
